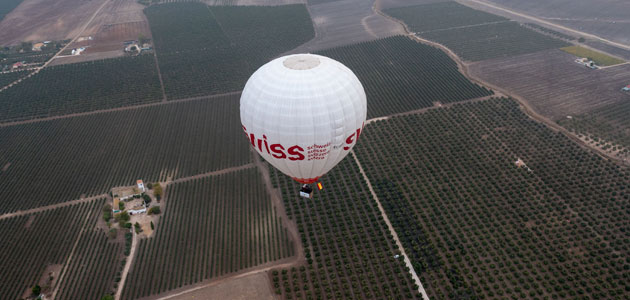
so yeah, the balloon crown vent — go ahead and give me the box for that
[283,55,321,70]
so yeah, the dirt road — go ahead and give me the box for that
[0,194,106,220]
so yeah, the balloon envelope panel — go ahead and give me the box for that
[240,54,367,183]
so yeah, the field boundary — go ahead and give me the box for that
[0,194,106,220]
[0,91,241,128]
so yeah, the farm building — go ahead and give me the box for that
[12,62,22,69]
[622,84,630,92]
[137,180,145,192]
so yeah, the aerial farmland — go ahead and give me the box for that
[1,0,629,299]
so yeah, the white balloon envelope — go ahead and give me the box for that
[240,54,367,184]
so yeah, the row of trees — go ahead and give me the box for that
[0,54,163,122]
[145,3,315,99]
[354,98,630,299]
[121,168,294,299]
[0,95,250,214]
[317,36,493,119]
[0,198,118,299]
[270,159,421,299]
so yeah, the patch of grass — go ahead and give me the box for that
[561,45,625,66]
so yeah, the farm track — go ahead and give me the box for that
[350,150,430,300]
[374,0,630,168]
[0,91,242,128]
[0,194,106,220]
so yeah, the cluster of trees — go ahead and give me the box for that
[354,98,630,299]
[317,36,492,119]
[121,169,293,299]
[0,95,250,214]
[0,54,163,122]
[269,159,420,299]
[144,3,314,99]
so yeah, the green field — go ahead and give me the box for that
[145,3,314,99]
[270,158,420,299]
[317,36,493,118]
[0,55,162,122]
[385,2,507,33]
[355,98,630,299]
[385,1,569,61]
[0,95,250,214]
[122,168,294,299]
[561,46,626,66]
[0,199,123,299]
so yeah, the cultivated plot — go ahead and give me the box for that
[385,1,507,33]
[0,199,121,300]
[121,168,294,299]
[355,98,630,299]
[317,36,492,119]
[469,49,630,120]
[0,95,250,214]
[270,158,421,299]
[145,3,314,99]
[288,0,404,53]
[485,0,630,45]
[559,100,630,156]
[0,54,162,122]
[384,1,569,61]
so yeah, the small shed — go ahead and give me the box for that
[137,180,145,192]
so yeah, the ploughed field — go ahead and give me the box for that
[122,168,294,299]
[385,1,569,61]
[270,159,421,299]
[0,95,250,214]
[145,3,314,99]
[317,36,493,119]
[469,49,630,120]
[354,98,630,299]
[0,199,124,300]
[0,55,163,123]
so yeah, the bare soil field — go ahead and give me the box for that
[158,272,275,300]
[469,49,630,120]
[288,0,404,52]
[462,0,630,46]
[0,0,102,46]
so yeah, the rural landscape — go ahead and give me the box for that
[1,0,629,299]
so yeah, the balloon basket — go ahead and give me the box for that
[299,184,313,198]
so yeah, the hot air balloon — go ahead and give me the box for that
[240,54,367,197]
